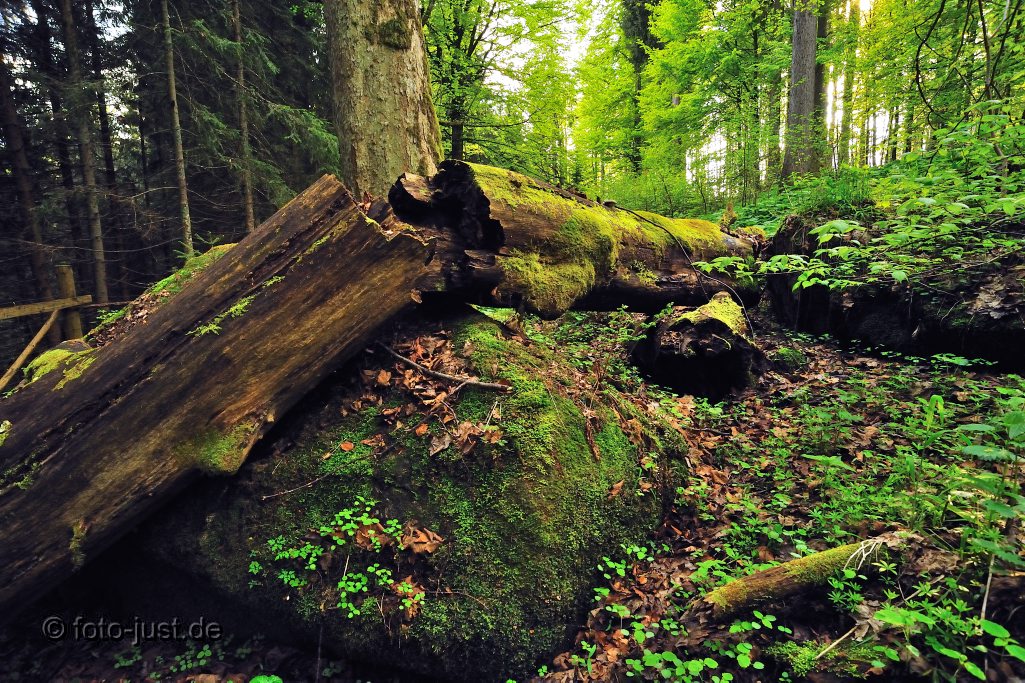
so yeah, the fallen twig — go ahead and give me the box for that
[377,343,511,392]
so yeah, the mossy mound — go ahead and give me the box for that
[138,310,676,680]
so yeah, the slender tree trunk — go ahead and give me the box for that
[838,0,858,166]
[58,0,108,304]
[161,0,194,256]
[29,0,87,288]
[324,0,442,197]
[782,0,822,179]
[0,57,59,334]
[86,0,130,301]
[232,0,256,234]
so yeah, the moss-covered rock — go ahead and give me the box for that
[139,310,676,680]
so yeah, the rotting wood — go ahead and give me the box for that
[0,175,432,618]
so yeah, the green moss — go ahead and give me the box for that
[501,251,596,318]
[137,312,668,680]
[54,352,97,390]
[23,348,76,384]
[177,423,260,474]
[147,243,235,296]
[465,163,741,316]
[782,542,863,582]
[0,420,10,448]
[676,292,748,337]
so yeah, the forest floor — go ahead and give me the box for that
[1,304,1022,682]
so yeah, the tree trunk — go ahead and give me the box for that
[58,0,108,304]
[86,0,130,301]
[389,161,758,317]
[0,57,59,342]
[161,0,194,256]
[29,0,87,291]
[837,0,858,166]
[324,0,442,197]
[633,292,763,400]
[233,0,256,234]
[782,0,823,179]
[0,176,432,618]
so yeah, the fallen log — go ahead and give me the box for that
[391,160,757,317]
[693,533,908,620]
[633,292,764,399]
[0,164,756,621]
[0,176,432,615]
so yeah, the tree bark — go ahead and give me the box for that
[324,0,442,197]
[782,0,823,179]
[0,176,432,618]
[58,0,108,304]
[161,0,194,256]
[838,0,858,166]
[633,292,763,400]
[233,0,256,234]
[389,161,758,317]
[29,0,88,290]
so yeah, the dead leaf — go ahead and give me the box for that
[414,422,429,437]
[608,480,625,499]
[429,432,451,456]
[401,524,444,554]
[377,369,392,386]
[340,441,355,452]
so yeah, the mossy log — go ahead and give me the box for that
[633,292,764,399]
[391,160,758,317]
[0,164,758,623]
[0,176,432,618]
[694,533,907,620]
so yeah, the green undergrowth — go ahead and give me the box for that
[138,310,676,679]
[549,333,1025,681]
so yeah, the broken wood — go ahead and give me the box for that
[0,175,431,617]
[390,160,758,317]
[694,533,907,620]
[633,292,764,400]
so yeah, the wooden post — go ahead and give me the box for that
[0,310,60,394]
[56,263,83,339]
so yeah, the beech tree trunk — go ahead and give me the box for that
[324,0,442,197]
[782,0,823,179]
[0,176,432,619]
